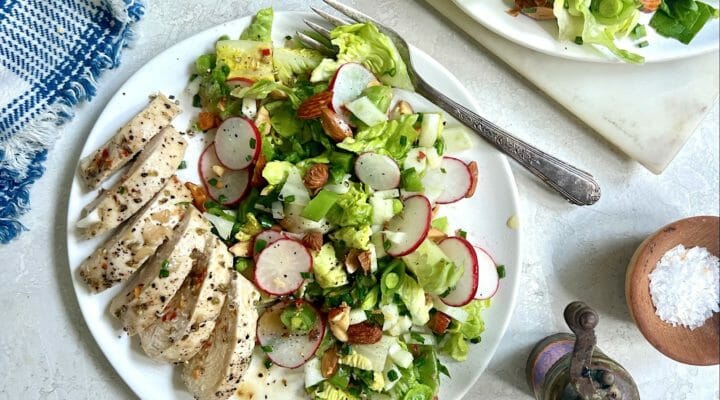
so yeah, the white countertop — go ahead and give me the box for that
[0,1,717,399]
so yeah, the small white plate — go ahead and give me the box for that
[66,11,522,400]
[452,0,719,63]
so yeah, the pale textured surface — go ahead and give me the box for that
[0,1,718,399]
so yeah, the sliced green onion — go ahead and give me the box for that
[280,303,318,334]
[234,257,252,272]
[301,190,339,221]
[387,369,398,381]
[192,94,201,108]
[264,358,273,369]
[178,160,187,169]
[249,138,257,149]
[400,168,424,192]
[574,36,584,45]
[497,264,506,279]
[284,194,296,203]
[118,186,126,195]
[254,239,267,253]
[457,229,467,239]
[261,345,273,353]
[208,178,218,186]
[637,40,649,48]
[300,271,313,279]
[159,259,170,278]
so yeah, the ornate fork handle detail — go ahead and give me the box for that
[417,81,601,206]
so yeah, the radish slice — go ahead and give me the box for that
[257,301,325,369]
[329,63,377,117]
[355,152,401,190]
[383,195,431,257]
[214,117,260,170]
[253,230,290,258]
[474,247,500,300]
[422,157,472,204]
[439,237,479,307]
[199,143,250,206]
[254,239,312,295]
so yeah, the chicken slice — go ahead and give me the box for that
[78,125,187,238]
[78,176,192,293]
[79,94,180,189]
[182,272,260,400]
[109,208,210,336]
[140,234,232,363]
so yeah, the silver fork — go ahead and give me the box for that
[300,0,601,206]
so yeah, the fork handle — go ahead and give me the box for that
[416,82,601,206]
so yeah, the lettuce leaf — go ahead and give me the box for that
[650,0,719,44]
[401,239,463,296]
[312,243,349,288]
[397,275,432,325]
[440,299,490,361]
[312,23,413,89]
[554,0,644,64]
[362,85,393,113]
[239,7,273,42]
[331,225,372,250]
[274,47,324,84]
[325,184,373,227]
[337,114,419,161]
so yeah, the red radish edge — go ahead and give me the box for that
[226,77,254,87]
[253,239,312,296]
[433,157,473,205]
[384,195,432,257]
[473,245,500,300]
[257,300,325,369]
[198,143,251,206]
[438,236,479,307]
[214,117,261,170]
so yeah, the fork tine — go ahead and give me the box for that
[303,19,332,40]
[322,0,377,25]
[311,6,352,26]
[296,32,337,56]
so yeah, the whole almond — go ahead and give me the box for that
[250,151,267,188]
[302,231,324,252]
[347,322,383,345]
[321,347,339,378]
[303,163,329,190]
[328,305,350,342]
[320,107,353,142]
[185,182,208,212]
[297,91,334,120]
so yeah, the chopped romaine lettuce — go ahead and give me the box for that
[337,114,419,161]
[361,85,393,113]
[274,47,324,84]
[313,382,357,400]
[401,239,463,295]
[554,0,644,64]
[326,184,373,227]
[332,225,372,250]
[397,275,432,325]
[233,213,263,242]
[239,7,273,42]
[262,160,294,185]
[440,299,490,361]
[312,243,349,288]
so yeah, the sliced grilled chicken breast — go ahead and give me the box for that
[78,126,187,238]
[140,235,232,363]
[79,94,180,189]
[182,273,260,400]
[109,208,210,336]
[78,176,192,293]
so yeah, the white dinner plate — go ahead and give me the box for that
[66,11,521,400]
[451,0,719,63]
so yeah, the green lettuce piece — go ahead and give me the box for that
[554,0,644,64]
[361,85,393,113]
[388,366,418,399]
[270,103,302,137]
[274,47,324,84]
[397,275,432,325]
[337,114,419,161]
[413,346,440,395]
[261,161,294,185]
[230,79,301,105]
[326,184,372,227]
[233,213,263,242]
[650,0,719,44]
[440,299,490,361]
[313,382,357,400]
[311,23,413,89]
[332,225,372,250]
[401,239,463,296]
[312,243,349,288]
[240,7,273,42]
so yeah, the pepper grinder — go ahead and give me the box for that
[526,301,640,400]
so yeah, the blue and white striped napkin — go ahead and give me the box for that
[0,0,143,243]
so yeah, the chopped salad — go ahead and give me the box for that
[509,0,719,63]
[188,8,502,399]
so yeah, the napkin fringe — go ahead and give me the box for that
[0,0,144,244]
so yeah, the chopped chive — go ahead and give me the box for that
[284,195,296,203]
[249,138,257,149]
[457,229,467,239]
[178,160,187,169]
[254,239,268,253]
[387,370,398,381]
[285,35,292,40]
[264,358,273,369]
[637,41,649,48]
[434,138,445,156]
[218,194,227,204]
[208,178,218,186]
[440,168,447,174]
[261,345,273,353]
[192,94,201,108]
[497,264,506,279]
[574,36,584,45]
[159,259,170,278]
[118,186,126,194]
[300,272,313,279]
[470,337,481,344]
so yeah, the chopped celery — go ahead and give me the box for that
[301,190,339,221]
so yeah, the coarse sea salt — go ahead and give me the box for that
[648,244,720,330]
